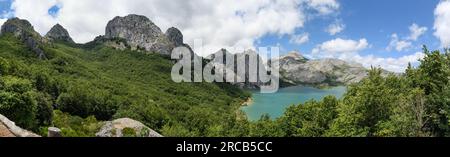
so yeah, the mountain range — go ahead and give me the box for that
[0,14,386,89]
[0,14,398,137]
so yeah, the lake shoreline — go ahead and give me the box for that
[241,97,253,106]
[241,85,347,121]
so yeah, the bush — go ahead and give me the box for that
[0,76,38,129]
[52,110,102,137]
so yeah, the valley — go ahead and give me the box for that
[0,14,449,137]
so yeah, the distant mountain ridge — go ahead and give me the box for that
[273,51,370,87]
[0,14,387,88]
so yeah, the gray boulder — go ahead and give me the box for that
[96,118,163,137]
[105,14,174,55]
[0,114,40,137]
[45,24,74,43]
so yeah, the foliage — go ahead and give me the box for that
[122,127,137,137]
[1,32,450,137]
[0,33,248,137]
[280,96,338,137]
[51,110,101,137]
[244,46,450,137]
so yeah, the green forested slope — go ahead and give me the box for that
[1,31,449,137]
[0,33,250,136]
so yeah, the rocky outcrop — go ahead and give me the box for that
[166,27,183,47]
[165,27,198,57]
[274,51,368,86]
[0,114,40,137]
[0,18,47,59]
[208,50,373,88]
[207,49,268,89]
[45,24,74,43]
[105,14,174,55]
[96,118,163,137]
[277,51,309,65]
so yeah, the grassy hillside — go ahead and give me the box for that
[0,33,250,137]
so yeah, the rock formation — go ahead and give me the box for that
[45,24,74,43]
[276,51,309,65]
[166,27,183,47]
[96,118,163,137]
[0,114,40,137]
[207,49,268,89]
[274,51,369,86]
[206,50,377,88]
[0,15,378,88]
[105,14,174,55]
[0,18,47,59]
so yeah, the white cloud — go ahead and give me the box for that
[408,23,427,41]
[8,0,341,56]
[11,0,58,34]
[340,52,424,73]
[0,18,6,27]
[306,0,340,15]
[326,20,345,35]
[311,37,422,73]
[289,33,309,45]
[386,23,426,52]
[386,34,412,52]
[312,38,369,56]
[434,0,450,47]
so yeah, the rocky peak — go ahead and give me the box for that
[207,49,268,89]
[166,27,183,47]
[1,18,38,36]
[45,24,74,43]
[0,18,47,59]
[277,56,369,86]
[105,14,174,55]
[279,51,309,64]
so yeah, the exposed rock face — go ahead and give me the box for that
[0,114,40,137]
[206,50,375,88]
[96,118,163,137]
[0,18,47,59]
[274,51,368,86]
[45,24,74,43]
[105,14,174,55]
[166,27,183,47]
[277,51,309,65]
[0,122,15,137]
[208,49,268,89]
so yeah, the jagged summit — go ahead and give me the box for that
[206,49,268,89]
[45,24,74,43]
[0,15,377,88]
[0,17,47,59]
[276,54,368,86]
[1,17,39,37]
[165,27,183,47]
[281,51,309,63]
[1,15,193,58]
[105,14,174,55]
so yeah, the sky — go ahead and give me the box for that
[0,0,449,72]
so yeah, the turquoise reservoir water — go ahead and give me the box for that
[242,86,347,121]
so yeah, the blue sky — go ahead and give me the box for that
[0,0,449,72]
[257,0,441,58]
